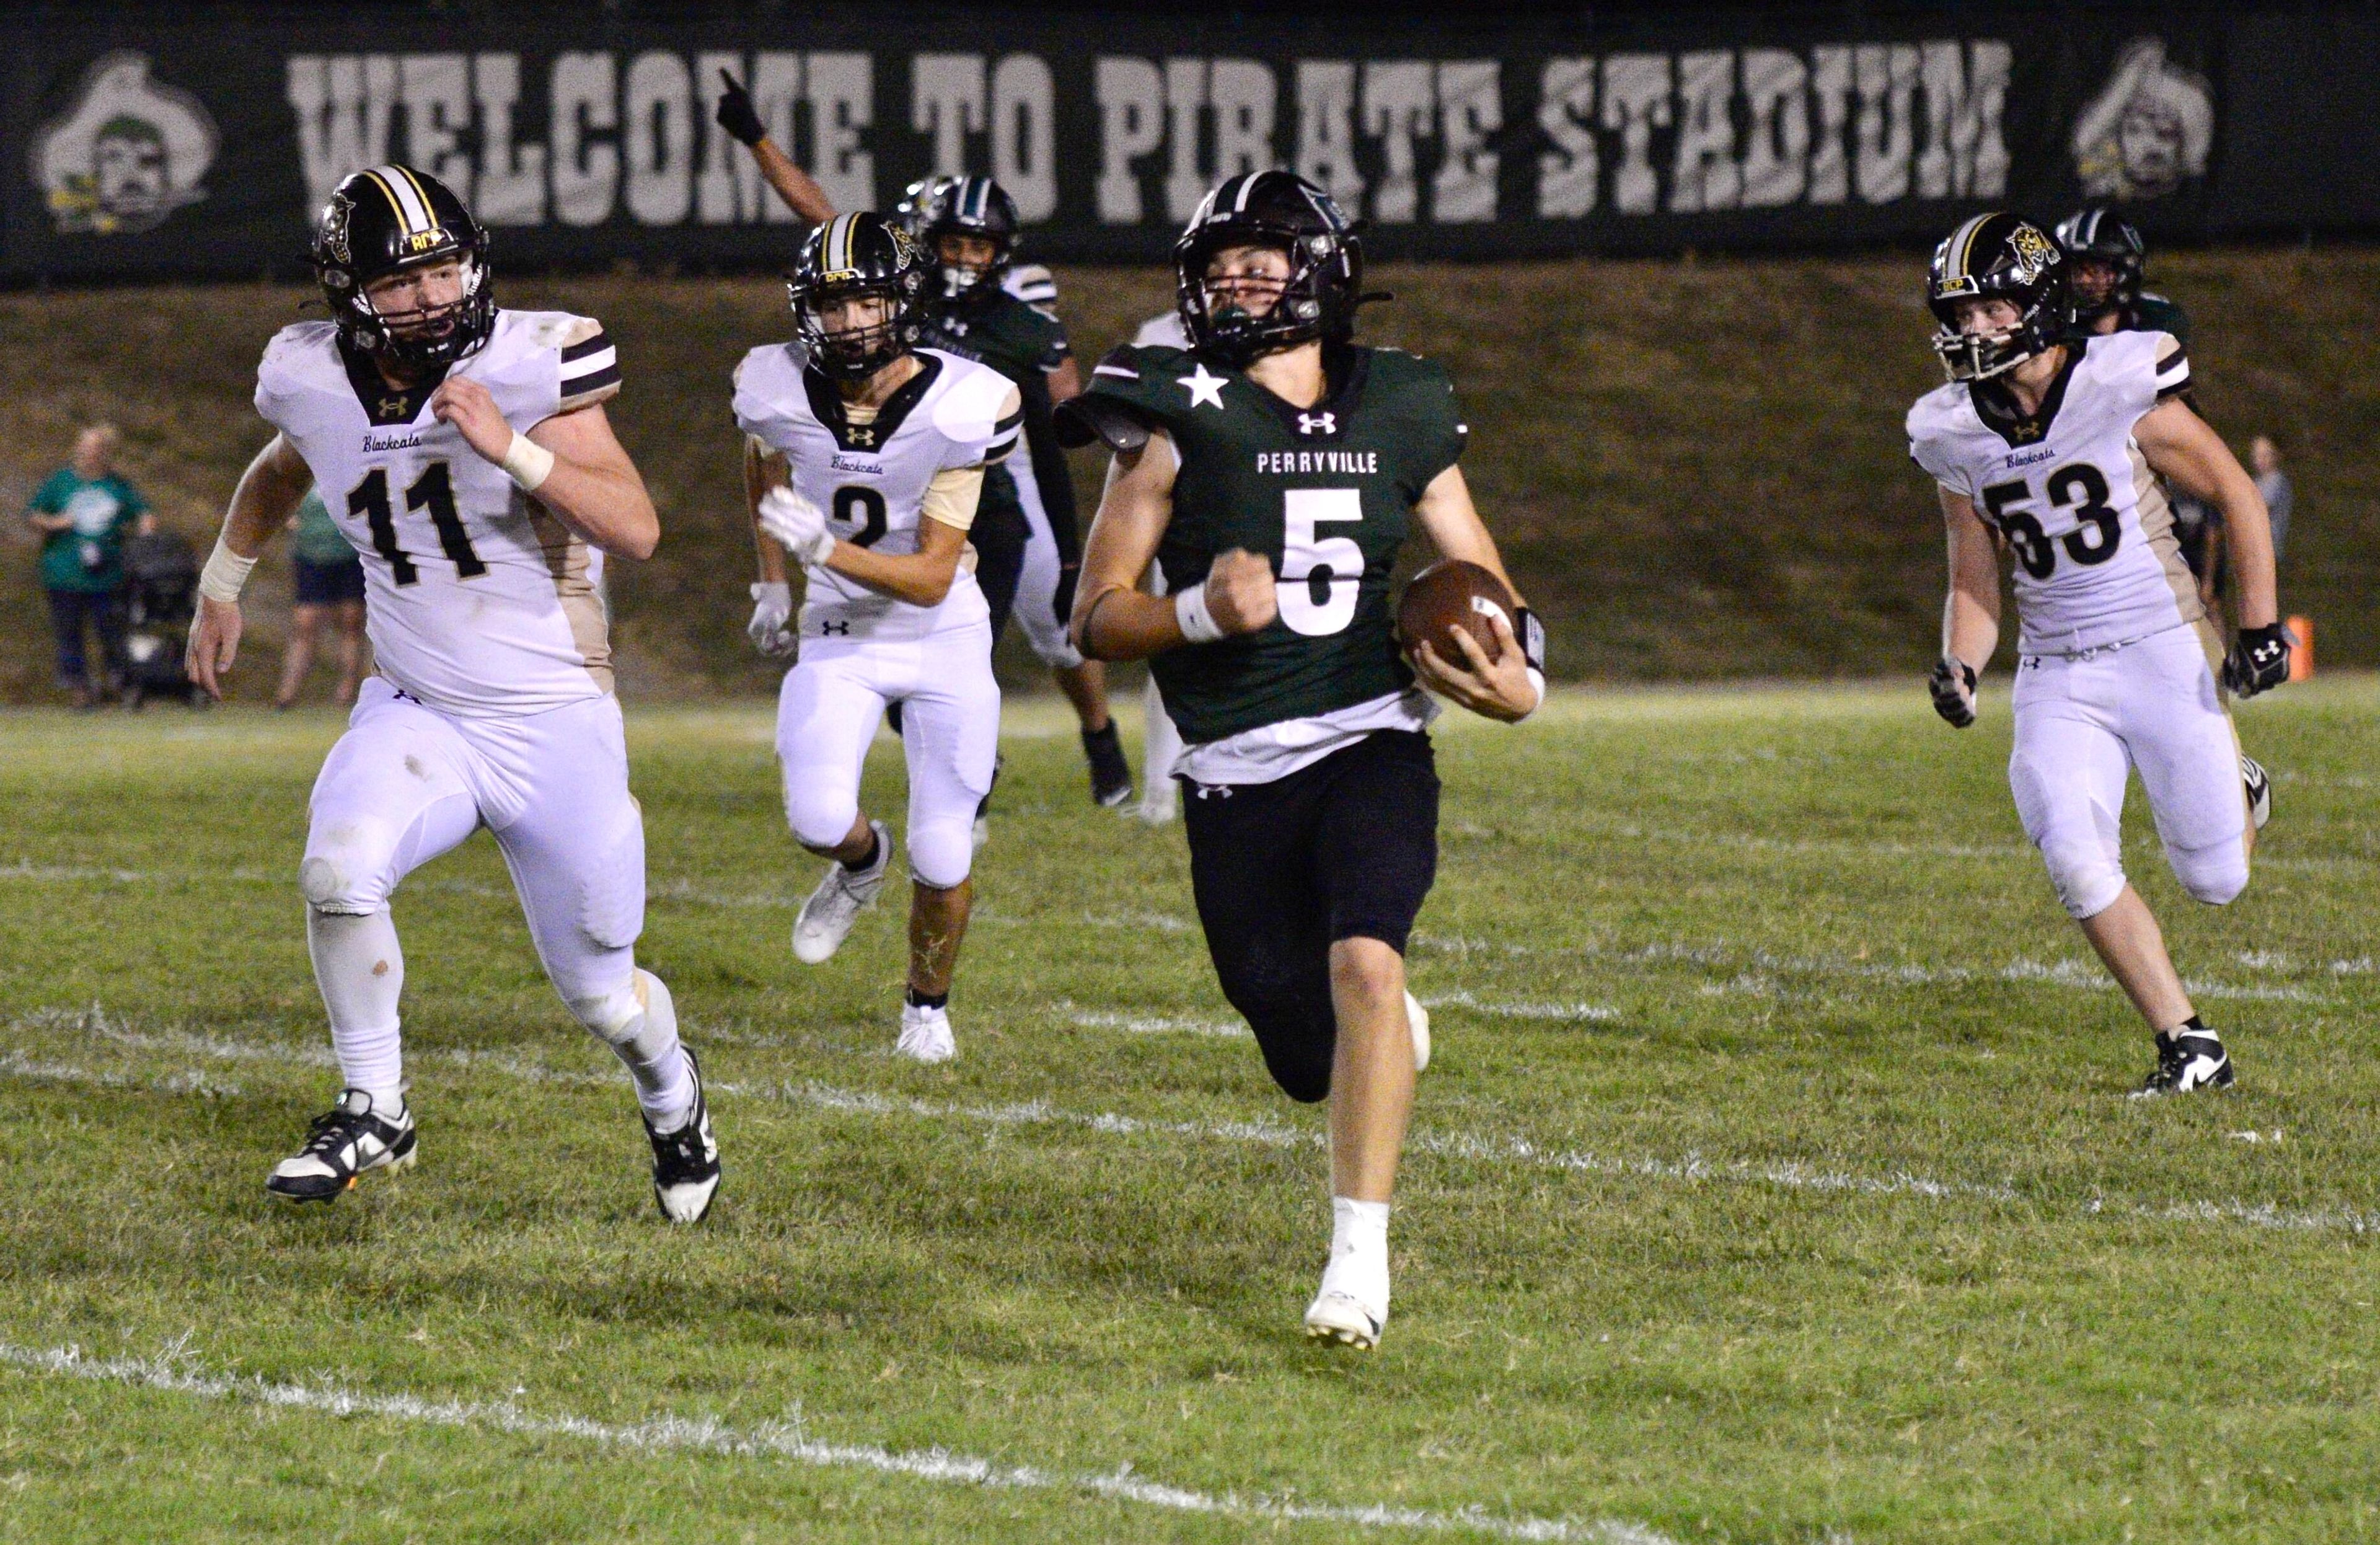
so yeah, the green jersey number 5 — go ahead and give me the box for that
[1280,489,1362,636]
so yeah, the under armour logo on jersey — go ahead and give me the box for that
[846,426,876,447]
[820,620,849,635]
[1296,412,1338,436]
[378,396,412,418]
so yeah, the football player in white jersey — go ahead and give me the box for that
[736,213,1023,1063]
[1906,213,2289,1097]
[185,166,720,1220]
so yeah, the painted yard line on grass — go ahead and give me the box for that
[18,1007,2380,1237]
[0,1340,1670,1544]
[1409,933,2332,1004]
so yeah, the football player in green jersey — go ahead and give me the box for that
[1060,171,1545,1350]
[2056,206,2192,347]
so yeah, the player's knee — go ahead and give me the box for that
[300,825,392,914]
[784,781,860,853]
[562,971,666,1042]
[1327,937,1406,1011]
[907,821,974,892]
[2174,844,2250,906]
[2040,841,2126,921]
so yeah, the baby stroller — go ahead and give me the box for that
[119,528,205,709]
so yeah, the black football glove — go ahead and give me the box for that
[716,69,767,147]
[1928,657,1978,728]
[2222,622,2292,699]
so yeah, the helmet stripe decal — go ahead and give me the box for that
[358,169,414,236]
[826,213,853,272]
[1947,214,1991,281]
[364,164,432,236]
[391,166,439,232]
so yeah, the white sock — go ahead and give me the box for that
[307,906,407,1112]
[602,970,697,1130]
[1320,1196,1392,1311]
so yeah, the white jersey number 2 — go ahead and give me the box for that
[1279,488,1363,637]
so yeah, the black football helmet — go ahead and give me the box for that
[1926,213,2066,383]
[312,164,494,368]
[909,175,1020,301]
[2052,205,2146,327]
[787,212,930,381]
[1173,171,1364,365]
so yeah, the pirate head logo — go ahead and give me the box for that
[31,51,217,235]
[320,190,355,268]
[2073,38,2214,201]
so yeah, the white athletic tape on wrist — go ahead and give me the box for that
[1174,584,1225,644]
[500,432,555,494]
[800,528,838,568]
[1519,667,1546,720]
[197,533,258,605]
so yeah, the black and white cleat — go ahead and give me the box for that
[2242,755,2272,831]
[2133,1030,2235,1098]
[265,1089,417,1202]
[646,1048,721,1224]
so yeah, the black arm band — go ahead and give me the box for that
[1515,607,1546,675]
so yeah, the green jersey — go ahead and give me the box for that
[291,489,359,565]
[1081,342,1466,743]
[915,288,1078,550]
[29,467,146,593]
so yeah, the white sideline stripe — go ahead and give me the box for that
[1066,1009,1250,1038]
[17,1009,2380,1237]
[1422,992,1620,1023]
[0,1049,241,1099]
[0,1342,1667,1544]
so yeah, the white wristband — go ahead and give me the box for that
[1518,666,1546,721]
[500,432,555,494]
[1175,583,1225,644]
[801,528,839,568]
[197,531,258,606]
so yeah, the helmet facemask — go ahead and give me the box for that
[354,254,493,368]
[795,281,912,382]
[1178,229,1341,366]
[1930,301,2048,383]
[928,229,1009,301]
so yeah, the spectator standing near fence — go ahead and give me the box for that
[2252,436,2293,564]
[25,423,151,708]
[275,485,368,709]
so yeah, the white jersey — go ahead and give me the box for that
[733,345,1018,641]
[255,309,622,717]
[1907,330,2199,656]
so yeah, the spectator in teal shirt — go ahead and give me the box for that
[25,423,151,707]
[275,486,368,709]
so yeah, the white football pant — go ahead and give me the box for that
[778,624,1001,890]
[1006,446,1085,670]
[300,679,690,1123]
[2008,622,2250,921]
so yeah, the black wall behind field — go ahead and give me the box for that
[5,3,2378,281]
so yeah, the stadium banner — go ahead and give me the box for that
[1,6,2367,281]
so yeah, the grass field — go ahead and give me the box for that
[4,680,2380,1543]
[7,245,2380,701]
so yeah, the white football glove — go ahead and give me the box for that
[746,581,796,657]
[757,487,837,568]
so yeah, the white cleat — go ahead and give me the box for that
[792,820,890,965]
[1303,1289,1386,1350]
[896,1001,958,1064]
[1405,990,1430,1074]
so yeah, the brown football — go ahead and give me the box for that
[1397,559,1517,664]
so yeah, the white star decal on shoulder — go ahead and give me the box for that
[1177,363,1230,410]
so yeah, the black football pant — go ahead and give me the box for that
[1181,730,1439,1103]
